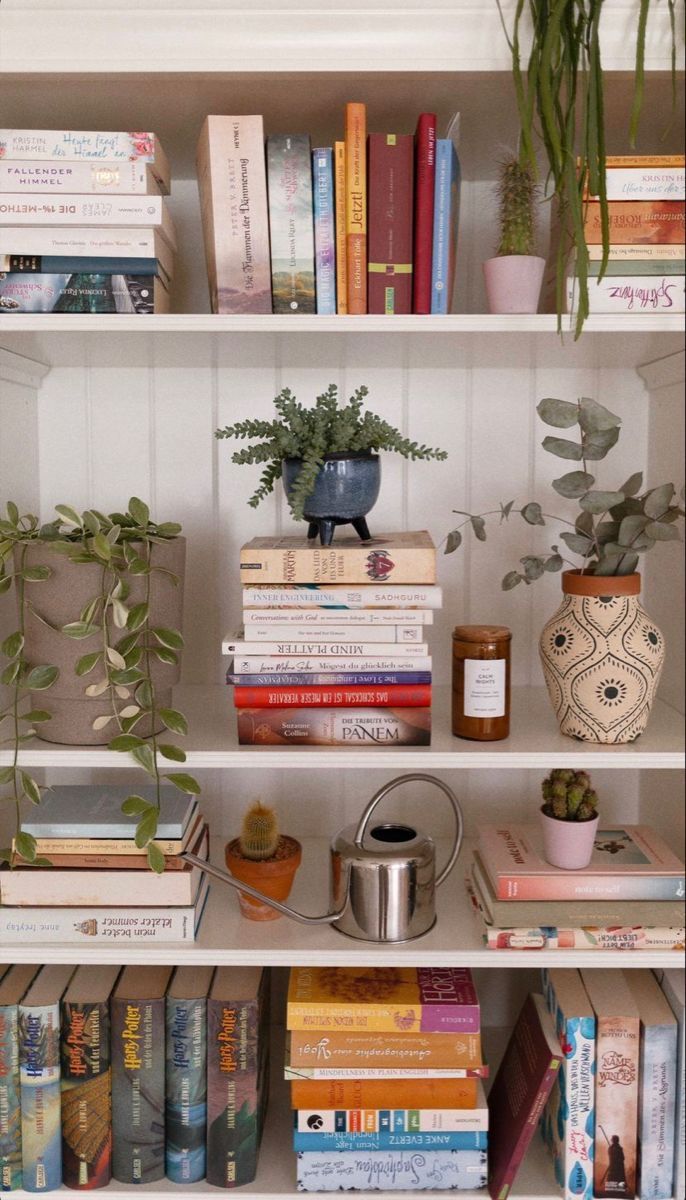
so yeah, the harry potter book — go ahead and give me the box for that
[165,965,214,1185]
[20,965,75,1193]
[287,967,479,1033]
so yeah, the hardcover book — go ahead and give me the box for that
[583,201,685,244]
[0,160,160,195]
[334,141,347,313]
[296,1149,487,1191]
[26,808,203,859]
[656,969,684,1197]
[0,194,176,247]
[111,965,173,1184]
[0,965,39,1191]
[624,971,677,1199]
[237,706,431,746]
[207,966,270,1189]
[2,254,162,278]
[60,965,120,1191]
[0,130,169,191]
[239,531,437,586]
[165,965,214,1185]
[286,1029,483,1071]
[233,657,432,675]
[20,965,75,1193]
[344,103,367,313]
[430,139,460,315]
[0,227,174,277]
[233,685,432,708]
[313,147,336,314]
[228,672,432,688]
[228,640,428,658]
[289,1077,479,1110]
[487,993,562,1200]
[567,274,685,314]
[242,608,433,626]
[294,1086,489,1133]
[242,583,443,608]
[196,116,272,314]
[0,272,169,315]
[367,133,413,314]
[22,786,197,840]
[293,1128,487,1153]
[287,968,479,1034]
[267,135,316,314]
[581,971,640,1199]
[412,113,437,314]
[540,969,596,1200]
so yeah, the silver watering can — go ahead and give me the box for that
[183,773,463,943]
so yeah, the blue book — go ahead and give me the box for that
[293,1129,486,1152]
[296,1149,487,1191]
[625,971,677,1199]
[0,966,40,1192]
[657,969,684,1198]
[312,148,336,314]
[227,671,432,687]
[1,255,159,276]
[20,966,74,1193]
[165,966,213,1185]
[430,139,461,314]
[23,785,196,839]
[540,969,596,1200]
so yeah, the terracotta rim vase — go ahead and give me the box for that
[225,835,302,921]
[540,806,600,870]
[483,255,546,314]
[539,570,665,744]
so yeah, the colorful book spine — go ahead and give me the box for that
[294,1107,488,1134]
[484,926,684,951]
[0,1005,22,1191]
[239,543,436,586]
[0,880,208,943]
[286,1063,487,1082]
[238,707,431,746]
[288,968,479,1033]
[412,113,437,313]
[60,1000,112,1190]
[242,584,443,608]
[111,993,166,1183]
[312,148,336,315]
[334,141,347,313]
[296,1149,487,1191]
[344,103,367,313]
[430,139,460,314]
[287,1030,482,1070]
[0,228,174,277]
[568,274,685,314]
[540,971,595,1200]
[236,623,427,641]
[290,1077,479,1110]
[228,672,432,687]
[585,164,685,201]
[656,970,684,1198]
[582,974,640,1200]
[242,609,433,626]
[233,657,432,674]
[0,161,158,195]
[19,1003,62,1192]
[583,201,685,244]
[0,130,167,183]
[227,640,428,658]
[165,997,207,1184]
[367,133,413,314]
[293,1130,487,1152]
[266,135,315,314]
[626,973,678,1200]
[234,685,432,708]
[1,255,159,276]
[0,273,166,315]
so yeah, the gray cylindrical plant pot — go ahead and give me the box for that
[282,452,381,545]
[19,537,185,745]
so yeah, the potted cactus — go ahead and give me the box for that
[224,801,302,921]
[540,769,600,870]
[483,157,545,315]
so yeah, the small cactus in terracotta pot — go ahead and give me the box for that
[540,769,600,870]
[225,802,302,921]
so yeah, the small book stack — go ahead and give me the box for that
[225,531,440,746]
[197,108,460,316]
[0,128,174,313]
[466,822,686,952]
[568,154,685,314]
[286,967,488,1192]
[0,786,210,944]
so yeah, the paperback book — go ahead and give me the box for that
[344,103,366,313]
[656,969,685,1197]
[0,964,39,1191]
[0,160,160,195]
[625,971,677,1199]
[242,608,433,626]
[237,707,431,746]
[0,194,176,246]
[0,227,174,277]
[583,201,685,244]
[165,965,214,1185]
[234,622,428,642]
[242,584,443,608]
[334,140,347,313]
[293,1129,487,1153]
[296,1149,487,1191]
[21,786,197,840]
[20,965,75,1193]
[286,1029,483,1070]
[266,134,316,314]
[290,1077,479,1110]
[0,130,169,191]
[430,138,460,315]
[313,147,336,314]
[226,638,428,657]
[584,157,685,201]
[294,1090,488,1133]
[228,672,433,687]
[0,272,168,314]
[540,969,596,1200]
[239,532,436,586]
[233,685,432,708]
[567,274,685,314]
[287,967,480,1033]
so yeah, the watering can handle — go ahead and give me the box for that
[353,772,463,887]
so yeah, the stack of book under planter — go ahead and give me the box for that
[225,532,441,746]
[0,786,210,946]
[0,128,174,313]
[285,967,489,1192]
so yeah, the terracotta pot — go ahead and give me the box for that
[18,538,185,745]
[540,807,600,870]
[225,835,302,921]
[539,570,665,744]
[483,255,545,314]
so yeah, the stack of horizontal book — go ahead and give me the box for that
[0,961,270,1190]
[286,967,488,1192]
[226,532,440,746]
[467,823,685,951]
[0,128,174,313]
[568,154,685,314]
[0,786,210,944]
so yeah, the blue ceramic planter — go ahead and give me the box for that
[282,452,381,545]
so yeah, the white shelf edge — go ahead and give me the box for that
[0,346,51,387]
[637,348,686,391]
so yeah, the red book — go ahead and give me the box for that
[233,685,431,708]
[367,133,414,314]
[412,113,437,313]
[487,993,562,1199]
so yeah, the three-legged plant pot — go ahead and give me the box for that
[283,452,380,545]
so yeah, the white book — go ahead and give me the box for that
[597,167,685,202]
[567,274,685,314]
[0,194,176,249]
[243,585,443,609]
[587,243,685,262]
[239,623,427,643]
[242,608,433,626]
[0,160,161,196]
[232,655,432,673]
[0,225,174,278]
[0,129,169,191]
[226,639,429,657]
[656,969,685,1198]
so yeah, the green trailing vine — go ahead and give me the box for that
[0,499,198,872]
[216,383,448,521]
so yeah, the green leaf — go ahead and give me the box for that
[121,795,152,817]
[521,502,545,526]
[0,766,15,784]
[560,532,593,555]
[644,483,675,519]
[147,841,166,873]
[542,436,583,461]
[20,772,41,805]
[75,651,102,676]
[21,566,51,582]
[1,660,21,686]
[470,516,487,542]
[520,556,545,581]
[26,664,59,691]
[135,809,158,849]
[155,522,182,538]
[499,500,515,522]
[158,708,188,736]
[444,530,462,554]
[645,521,681,542]
[0,631,23,658]
[106,646,127,670]
[158,743,186,762]
[127,602,149,632]
[109,734,146,752]
[544,553,564,572]
[14,832,37,863]
[620,471,644,497]
[135,680,153,710]
[502,571,523,590]
[82,509,101,536]
[128,497,150,527]
[619,514,650,546]
[61,621,99,639]
[110,667,145,686]
[552,471,595,499]
[111,598,129,629]
[55,504,82,527]
[6,501,19,525]
[578,396,621,433]
[152,627,184,650]
[584,426,621,461]
[152,647,178,666]
[579,490,625,515]
[165,773,201,795]
[536,397,579,428]
[132,744,156,776]
[23,709,51,723]
[0,576,12,596]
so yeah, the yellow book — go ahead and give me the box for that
[334,141,348,314]
[287,967,480,1033]
[344,102,367,313]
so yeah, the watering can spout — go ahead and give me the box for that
[181,852,347,925]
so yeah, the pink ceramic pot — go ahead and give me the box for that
[483,255,546,315]
[540,807,600,870]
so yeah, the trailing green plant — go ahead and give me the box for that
[496,157,539,257]
[239,801,280,860]
[497,0,679,337]
[542,768,599,821]
[216,384,448,521]
[444,395,684,584]
[0,499,198,871]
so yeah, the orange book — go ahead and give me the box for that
[345,102,367,312]
[290,1077,479,1110]
[584,200,685,244]
[334,141,348,314]
[288,1029,483,1070]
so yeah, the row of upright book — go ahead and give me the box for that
[198,108,460,316]
[225,532,440,745]
[0,129,174,313]
[0,961,269,1191]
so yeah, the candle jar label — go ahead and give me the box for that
[463,658,506,718]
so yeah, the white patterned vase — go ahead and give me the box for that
[539,571,665,744]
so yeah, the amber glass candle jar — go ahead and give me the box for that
[452,625,512,741]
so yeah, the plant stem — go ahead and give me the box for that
[142,543,161,821]
[10,547,27,865]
